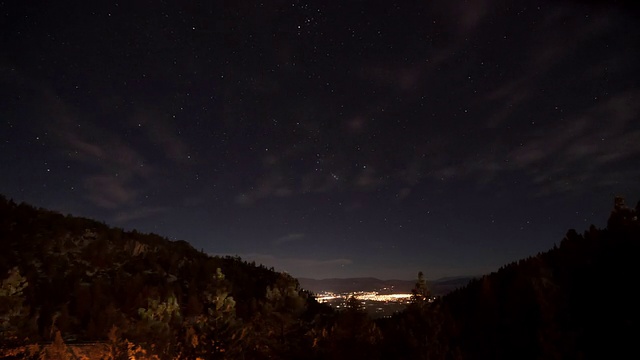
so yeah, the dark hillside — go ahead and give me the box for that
[0,194,331,358]
[404,196,640,359]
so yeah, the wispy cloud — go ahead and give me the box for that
[274,233,305,246]
[39,87,190,219]
[113,206,170,223]
[40,91,152,210]
[361,64,426,92]
[63,131,152,179]
[230,2,635,206]
[353,166,387,191]
[426,90,640,197]
[234,170,296,205]
[222,253,353,278]
[234,152,342,206]
[54,119,155,209]
[521,90,640,196]
[131,108,191,164]
[83,175,137,209]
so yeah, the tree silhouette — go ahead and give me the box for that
[410,271,430,304]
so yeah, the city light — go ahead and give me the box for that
[315,291,414,316]
[316,291,412,303]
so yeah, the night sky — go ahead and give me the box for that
[2,1,639,280]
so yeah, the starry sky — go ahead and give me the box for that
[1,1,639,280]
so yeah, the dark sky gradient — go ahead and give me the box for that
[2,1,639,280]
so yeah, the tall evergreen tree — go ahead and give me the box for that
[410,271,430,304]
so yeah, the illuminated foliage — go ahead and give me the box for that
[0,267,30,343]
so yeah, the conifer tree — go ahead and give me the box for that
[411,271,430,304]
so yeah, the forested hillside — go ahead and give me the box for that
[384,196,640,359]
[1,194,638,359]
[0,195,333,358]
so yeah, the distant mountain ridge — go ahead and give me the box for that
[298,276,474,296]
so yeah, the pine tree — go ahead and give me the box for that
[410,271,430,304]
